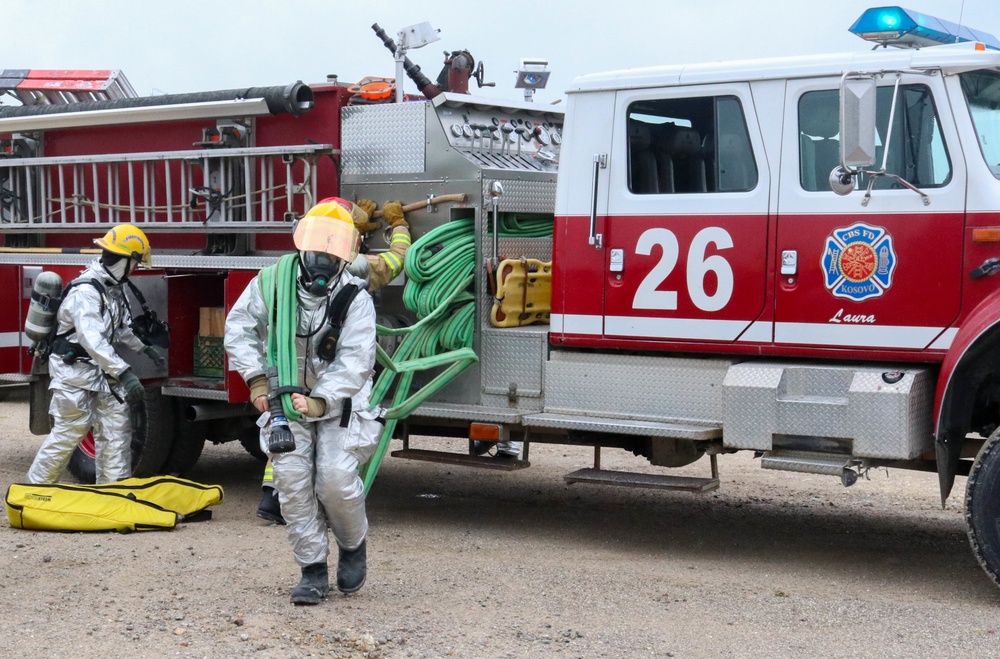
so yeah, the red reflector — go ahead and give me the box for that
[210,135,220,142]
[469,423,501,441]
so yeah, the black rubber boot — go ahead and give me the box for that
[256,487,285,525]
[337,539,367,594]
[290,562,329,605]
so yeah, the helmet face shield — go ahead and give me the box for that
[292,213,360,263]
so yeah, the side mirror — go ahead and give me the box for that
[840,76,877,170]
[829,166,856,196]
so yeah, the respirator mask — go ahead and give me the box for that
[299,250,346,295]
[100,252,134,284]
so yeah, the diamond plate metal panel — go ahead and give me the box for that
[161,386,229,401]
[482,237,553,266]
[483,178,557,213]
[481,392,544,411]
[342,103,426,175]
[723,363,935,458]
[523,412,721,439]
[723,363,784,450]
[482,328,545,397]
[850,369,933,459]
[776,397,848,438]
[411,402,524,423]
[544,351,730,424]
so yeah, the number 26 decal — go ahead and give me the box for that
[632,227,734,312]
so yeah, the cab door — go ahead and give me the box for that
[600,83,771,346]
[774,76,964,352]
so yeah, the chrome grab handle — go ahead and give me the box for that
[589,153,607,249]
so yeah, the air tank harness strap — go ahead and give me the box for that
[257,253,304,422]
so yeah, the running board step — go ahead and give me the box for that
[390,449,530,471]
[564,468,719,492]
[524,413,721,440]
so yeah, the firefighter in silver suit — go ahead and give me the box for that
[255,197,411,525]
[224,200,382,605]
[27,224,160,485]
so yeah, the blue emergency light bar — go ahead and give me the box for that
[849,6,1000,50]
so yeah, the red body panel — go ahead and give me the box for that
[0,85,352,402]
[0,264,23,374]
[602,212,769,342]
[554,209,971,360]
[224,270,257,404]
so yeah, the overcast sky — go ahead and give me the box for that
[2,0,998,104]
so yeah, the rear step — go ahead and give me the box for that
[564,447,720,492]
[564,468,719,492]
[390,449,530,471]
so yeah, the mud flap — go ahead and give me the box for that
[935,427,963,506]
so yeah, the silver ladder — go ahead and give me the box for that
[0,69,137,105]
[0,144,335,230]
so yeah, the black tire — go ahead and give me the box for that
[238,424,267,462]
[965,427,1000,587]
[65,386,174,484]
[68,441,96,484]
[161,406,207,476]
[162,434,205,475]
[131,386,174,477]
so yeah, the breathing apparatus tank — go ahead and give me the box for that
[25,271,64,354]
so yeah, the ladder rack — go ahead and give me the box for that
[0,69,137,105]
[0,143,335,231]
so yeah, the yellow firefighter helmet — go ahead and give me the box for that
[293,201,361,263]
[94,224,152,267]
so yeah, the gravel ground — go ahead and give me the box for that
[1,389,999,658]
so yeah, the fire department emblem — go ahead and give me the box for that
[821,223,896,302]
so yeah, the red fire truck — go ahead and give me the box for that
[5,8,1000,589]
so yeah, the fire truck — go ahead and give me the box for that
[5,7,1000,588]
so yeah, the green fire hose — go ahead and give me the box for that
[257,253,304,422]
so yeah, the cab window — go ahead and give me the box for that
[626,96,757,194]
[798,85,951,192]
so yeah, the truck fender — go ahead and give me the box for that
[933,288,1000,503]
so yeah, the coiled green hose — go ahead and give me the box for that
[360,213,552,492]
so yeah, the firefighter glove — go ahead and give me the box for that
[118,368,144,404]
[352,198,382,235]
[248,374,269,404]
[143,346,166,369]
[382,201,407,228]
[304,396,327,418]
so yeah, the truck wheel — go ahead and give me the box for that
[162,434,205,475]
[965,427,1000,587]
[238,426,267,462]
[65,387,173,483]
[67,432,97,484]
[161,407,207,475]
[131,386,174,477]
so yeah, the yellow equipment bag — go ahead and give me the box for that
[5,476,224,533]
[490,258,552,328]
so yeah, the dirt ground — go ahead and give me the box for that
[2,389,999,659]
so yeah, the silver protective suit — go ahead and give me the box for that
[27,260,147,484]
[225,271,380,567]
